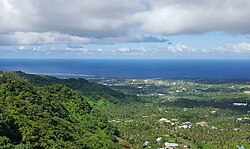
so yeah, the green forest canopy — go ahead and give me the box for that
[0,71,124,148]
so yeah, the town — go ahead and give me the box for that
[96,78,250,148]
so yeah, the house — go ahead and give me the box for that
[196,121,207,126]
[233,102,248,106]
[178,125,189,129]
[182,121,192,125]
[110,120,120,123]
[156,137,162,142]
[171,118,178,122]
[244,91,250,94]
[234,128,240,131]
[160,118,171,123]
[183,107,188,112]
[236,118,243,121]
[143,141,149,147]
[237,145,245,149]
[243,117,250,120]
[179,121,192,129]
[124,120,133,123]
[210,126,217,130]
[211,110,217,114]
[165,142,179,149]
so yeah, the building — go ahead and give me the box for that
[159,118,171,123]
[233,103,248,106]
[165,142,179,149]
[196,121,207,126]
[183,107,188,112]
[237,145,245,149]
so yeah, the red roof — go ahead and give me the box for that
[196,121,207,126]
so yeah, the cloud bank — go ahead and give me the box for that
[0,32,91,45]
[1,0,250,45]
[134,0,250,35]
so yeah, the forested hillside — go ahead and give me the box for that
[0,72,121,148]
[1,71,249,149]
[15,71,137,104]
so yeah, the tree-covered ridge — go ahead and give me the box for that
[0,72,120,149]
[14,71,137,104]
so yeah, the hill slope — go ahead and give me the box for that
[0,72,120,148]
[14,71,137,104]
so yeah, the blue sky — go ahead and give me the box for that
[0,0,250,59]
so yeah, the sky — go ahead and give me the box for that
[0,0,250,59]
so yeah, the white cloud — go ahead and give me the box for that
[92,34,169,44]
[32,46,41,51]
[0,0,144,37]
[115,47,131,53]
[17,46,26,50]
[114,47,148,54]
[225,42,250,53]
[167,42,250,54]
[96,48,103,52]
[167,43,197,53]
[0,0,250,46]
[65,47,88,53]
[133,0,250,35]
[0,32,91,45]
[137,47,147,52]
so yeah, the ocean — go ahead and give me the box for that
[0,59,250,79]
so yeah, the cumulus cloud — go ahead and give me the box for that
[133,0,250,35]
[167,42,250,54]
[0,32,91,45]
[0,0,148,45]
[0,0,144,37]
[139,35,168,42]
[17,46,26,50]
[65,47,88,53]
[0,0,168,45]
[115,47,131,53]
[225,42,250,53]
[166,43,220,54]
[0,0,250,46]
[93,34,169,44]
[96,49,103,52]
[167,43,197,53]
[11,44,90,56]
[114,47,147,53]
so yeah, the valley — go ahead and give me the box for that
[0,72,249,149]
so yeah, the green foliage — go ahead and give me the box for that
[0,72,120,148]
[101,78,250,149]
[14,71,137,104]
[2,71,249,149]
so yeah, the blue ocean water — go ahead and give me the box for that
[0,59,250,79]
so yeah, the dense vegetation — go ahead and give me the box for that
[99,78,250,148]
[15,71,137,104]
[1,71,250,149]
[0,72,120,148]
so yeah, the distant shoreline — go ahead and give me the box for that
[1,59,250,79]
[8,71,250,85]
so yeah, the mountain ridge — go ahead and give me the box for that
[0,71,123,148]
